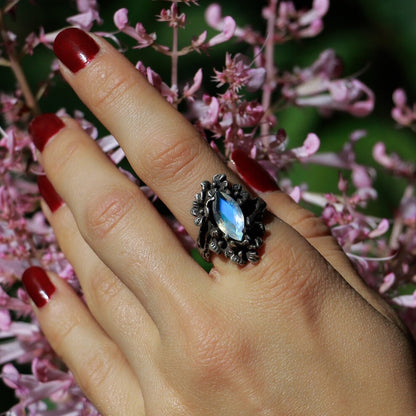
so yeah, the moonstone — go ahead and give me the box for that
[213,191,244,241]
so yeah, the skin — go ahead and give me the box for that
[33,32,416,415]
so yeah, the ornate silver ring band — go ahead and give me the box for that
[191,174,266,265]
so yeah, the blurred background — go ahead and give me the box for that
[1,0,416,411]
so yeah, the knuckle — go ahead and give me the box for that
[289,207,331,240]
[146,134,202,186]
[183,313,250,385]
[51,209,81,254]
[84,187,139,241]
[281,253,327,301]
[76,342,121,397]
[255,238,326,309]
[46,131,89,180]
[88,67,137,114]
[84,264,124,310]
[48,312,82,355]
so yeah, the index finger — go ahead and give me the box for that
[53,28,232,241]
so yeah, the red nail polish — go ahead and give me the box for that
[29,113,65,152]
[37,175,64,213]
[230,149,279,193]
[53,28,100,73]
[22,266,56,308]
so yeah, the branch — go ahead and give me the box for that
[260,0,278,140]
[0,8,40,116]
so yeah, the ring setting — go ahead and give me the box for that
[191,174,266,265]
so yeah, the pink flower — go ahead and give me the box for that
[282,49,374,116]
[276,0,330,40]
[400,196,416,226]
[368,218,389,238]
[391,88,416,126]
[67,0,102,30]
[393,291,416,308]
[234,101,264,128]
[114,7,129,29]
[373,142,415,178]
[292,78,374,116]
[136,62,177,104]
[379,272,395,294]
[114,8,156,48]
[214,53,265,92]
[194,95,220,128]
[289,133,320,160]
[183,68,203,100]
[207,16,236,47]
[157,3,186,28]
[2,361,100,415]
[205,4,237,46]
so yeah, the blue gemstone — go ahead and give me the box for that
[213,191,244,241]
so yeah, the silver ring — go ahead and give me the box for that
[191,174,266,265]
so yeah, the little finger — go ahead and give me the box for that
[21,267,145,416]
[30,114,209,331]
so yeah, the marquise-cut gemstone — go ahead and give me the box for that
[213,191,245,241]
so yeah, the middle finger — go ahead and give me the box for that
[31,115,209,328]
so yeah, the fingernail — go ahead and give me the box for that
[29,113,65,152]
[37,175,64,213]
[230,149,279,193]
[22,266,56,308]
[53,27,100,73]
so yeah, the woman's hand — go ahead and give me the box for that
[24,28,416,415]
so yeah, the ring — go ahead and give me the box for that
[191,174,267,265]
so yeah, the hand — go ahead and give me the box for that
[24,28,416,415]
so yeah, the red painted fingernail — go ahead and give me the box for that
[231,149,279,193]
[29,113,65,152]
[53,27,100,73]
[37,175,64,213]
[22,266,56,308]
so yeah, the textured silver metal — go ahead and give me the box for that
[191,174,266,265]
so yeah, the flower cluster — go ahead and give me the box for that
[0,0,415,413]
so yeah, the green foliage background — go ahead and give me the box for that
[1,0,416,409]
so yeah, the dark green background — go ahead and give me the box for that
[1,0,416,410]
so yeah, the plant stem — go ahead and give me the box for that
[171,2,179,109]
[0,9,40,116]
[172,25,178,104]
[260,0,278,141]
